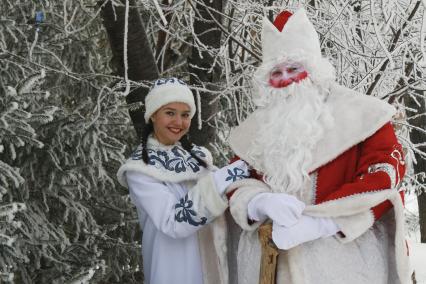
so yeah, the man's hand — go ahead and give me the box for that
[247,192,305,227]
[213,160,249,195]
[272,215,340,250]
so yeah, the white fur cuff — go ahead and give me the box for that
[229,179,270,231]
[197,174,228,217]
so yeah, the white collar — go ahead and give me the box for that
[117,136,214,187]
[228,83,395,173]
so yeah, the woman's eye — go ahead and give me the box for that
[182,113,190,119]
[166,111,175,116]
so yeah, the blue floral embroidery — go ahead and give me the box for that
[154,77,186,86]
[226,167,249,182]
[148,146,201,173]
[131,147,143,160]
[190,146,207,159]
[175,194,207,226]
[131,144,206,174]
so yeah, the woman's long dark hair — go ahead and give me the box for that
[140,121,207,168]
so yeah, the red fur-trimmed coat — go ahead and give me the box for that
[226,82,410,284]
[314,122,405,223]
[229,121,406,240]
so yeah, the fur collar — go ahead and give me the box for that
[229,82,396,173]
[117,137,214,186]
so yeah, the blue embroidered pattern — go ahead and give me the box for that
[131,144,206,174]
[154,77,186,86]
[226,167,249,182]
[175,194,207,226]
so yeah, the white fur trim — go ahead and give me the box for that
[229,82,396,173]
[334,210,375,243]
[303,189,394,218]
[116,158,211,187]
[211,215,229,284]
[144,78,196,123]
[196,174,228,217]
[389,192,411,284]
[198,215,229,284]
[228,179,270,231]
[117,143,214,187]
[309,83,395,171]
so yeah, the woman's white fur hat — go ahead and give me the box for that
[144,78,196,123]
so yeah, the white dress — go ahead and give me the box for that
[117,137,229,284]
[127,172,204,284]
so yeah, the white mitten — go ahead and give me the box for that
[272,215,340,250]
[247,192,305,227]
[213,160,249,195]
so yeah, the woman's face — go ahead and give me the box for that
[150,102,192,145]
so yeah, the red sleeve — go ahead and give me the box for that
[321,122,406,220]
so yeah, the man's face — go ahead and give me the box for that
[268,61,308,88]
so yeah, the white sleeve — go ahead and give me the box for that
[126,171,228,239]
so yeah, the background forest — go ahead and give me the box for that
[1,0,425,283]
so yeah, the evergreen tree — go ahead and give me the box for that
[1,0,425,282]
[0,1,141,282]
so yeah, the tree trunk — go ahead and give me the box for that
[410,92,426,243]
[100,0,159,139]
[188,0,222,148]
[404,89,426,242]
[419,185,426,243]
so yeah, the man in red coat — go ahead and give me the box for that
[227,8,410,284]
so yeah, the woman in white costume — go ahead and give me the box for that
[117,78,248,284]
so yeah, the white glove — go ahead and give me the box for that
[248,192,305,227]
[213,160,249,195]
[272,215,340,250]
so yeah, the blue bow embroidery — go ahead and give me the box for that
[226,167,249,182]
[175,194,207,226]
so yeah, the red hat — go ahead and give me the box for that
[273,11,293,32]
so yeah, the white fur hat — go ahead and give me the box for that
[257,8,335,85]
[262,8,320,63]
[144,78,196,123]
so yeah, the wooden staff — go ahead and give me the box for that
[258,223,279,284]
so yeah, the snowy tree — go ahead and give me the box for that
[101,0,159,139]
[1,0,425,282]
[100,0,223,147]
[1,1,142,282]
[104,0,426,268]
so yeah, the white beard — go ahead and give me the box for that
[247,79,335,196]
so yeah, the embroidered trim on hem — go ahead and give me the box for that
[310,171,318,205]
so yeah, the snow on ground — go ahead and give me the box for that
[405,192,426,283]
[409,241,426,284]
